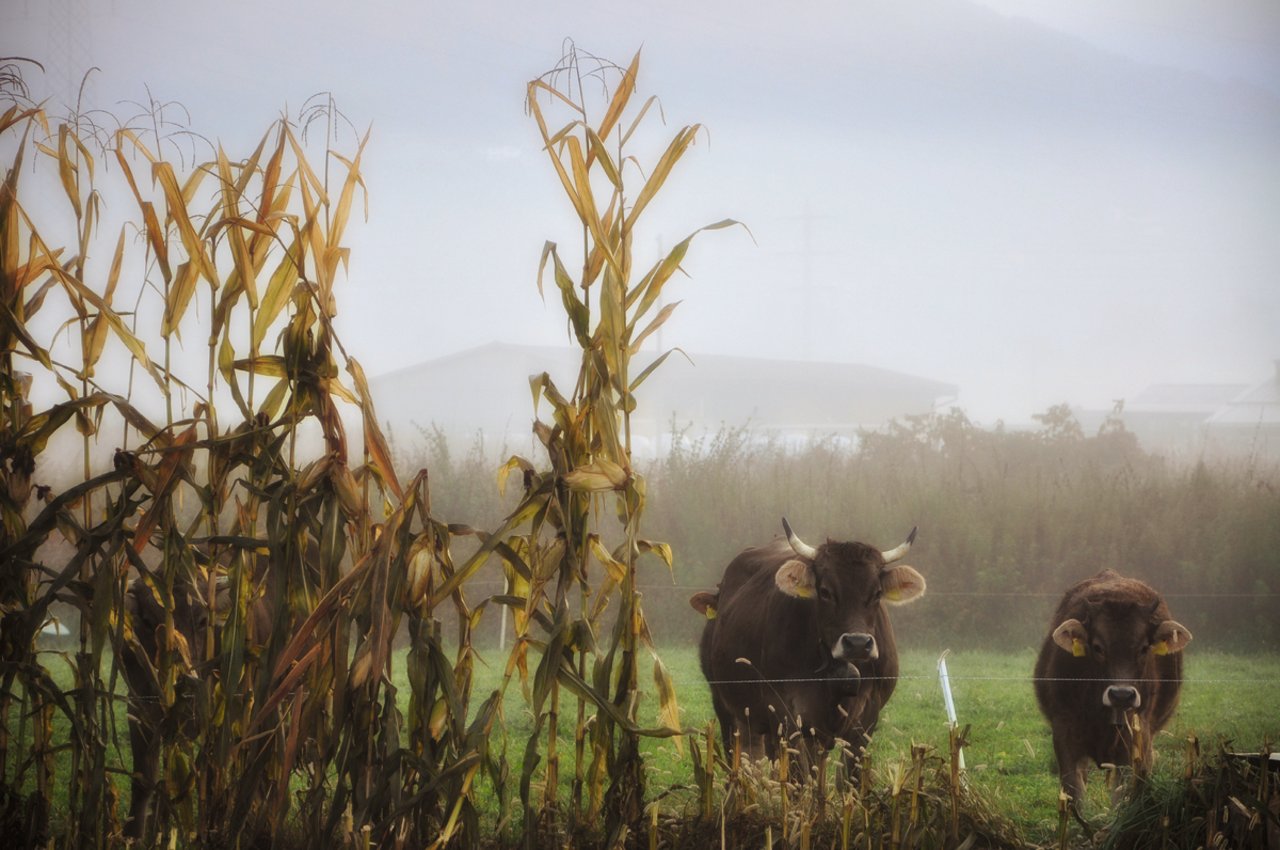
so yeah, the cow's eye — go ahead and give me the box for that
[817,586,835,602]
[1091,642,1105,657]
[1138,643,1150,655]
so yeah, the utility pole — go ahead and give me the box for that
[780,201,838,359]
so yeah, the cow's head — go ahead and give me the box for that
[774,518,926,667]
[1051,598,1191,718]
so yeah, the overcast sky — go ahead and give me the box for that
[4,0,1278,425]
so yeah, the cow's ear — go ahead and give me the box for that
[1152,620,1192,655]
[881,565,926,605]
[775,559,816,598]
[690,591,719,619]
[1052,618,1088,656]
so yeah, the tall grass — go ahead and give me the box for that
[399,408,1280,652]
[644,408,1280,649]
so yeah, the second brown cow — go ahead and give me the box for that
[1033,569,1192,804]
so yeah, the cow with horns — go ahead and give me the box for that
[1034,570,1192,806]
[690,518,927,773]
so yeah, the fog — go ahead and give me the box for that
[4,0,1278,432]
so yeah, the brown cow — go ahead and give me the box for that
[1033,570,1192,804]
[690,518,926,775]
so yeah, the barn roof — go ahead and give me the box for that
[371,342,958,436]
[1205,364,1280,427]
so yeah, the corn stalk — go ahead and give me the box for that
[0,67,497,848]
[473,44,737,845]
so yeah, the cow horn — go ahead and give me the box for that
[781,517,817,560]
[881,526,917,565]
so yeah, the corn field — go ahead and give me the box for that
[0,44,758,848]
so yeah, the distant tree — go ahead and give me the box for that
[1033,403,1084,442]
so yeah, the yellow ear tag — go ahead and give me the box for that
[1152,640,1169,656]
[705,605,717,621]
[1071,638,1086,658]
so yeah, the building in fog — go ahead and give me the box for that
[1203,363,1280,459]
[370,342,958,457]
[1079,362,1280,460]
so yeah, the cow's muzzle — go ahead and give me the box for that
[1103,685,1140,725]
[833,632,878,662]
[1103,685,1140,709]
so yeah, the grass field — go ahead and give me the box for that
[28,641,1279,845]
[483,644,1277,845]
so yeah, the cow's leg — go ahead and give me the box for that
[710,692,737,762]
[1052,731,1088,809]
[124,709,159,839]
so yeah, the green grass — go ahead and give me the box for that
[610,645,1280,844]
[23,642,1280,845]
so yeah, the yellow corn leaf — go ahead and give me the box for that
[116,127,159,164]
[111,140,166,283]
[322,377,359,405]
[327,132,370,250]
[161,259,200,338]
[20,274,58,324]
[253,237,300,349]
[585,127,621,189]
[153,160,214,286]
[40,256,163,390]
[567,135,621,280]
[348,356,403,501]
[232,355,288,377]
[597,263,626,355]
[637,539,674,573]
[283,123,329,203]
[83,228,126,373]
[629,347,690,393]
[526,85,586,222]
[596,50,640,144]
[297,178,327,278]
[0,104,45,136]
[141,201,172,283]
[588,535,627,583]
[55,126,82,220]
[258,125,287,223]
[216,331,236,382]
[653,655,684,752]
[629,300,681,354]
[581,194,618,290]
[628,219,742,320]
[131,425,198,554]
[428,500,541,608]
[564,459,630,493]
[536,242,589,346]
[0,299,51,369]
[216,147,257,308]
[623,124,702,234]
[497,455,535,498]
[12,243,62,290]
[528,78,587,116]
[528,371,571,419]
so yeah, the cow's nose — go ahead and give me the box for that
[1103,685,1140,710]
[836,633,877,661]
